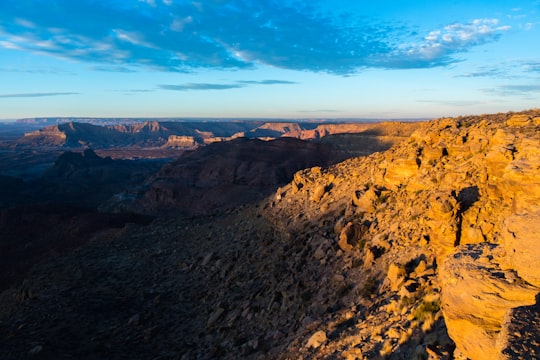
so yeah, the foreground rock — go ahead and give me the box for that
[440,243,538,360]
[266,110,540,358]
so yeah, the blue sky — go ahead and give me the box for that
[0,0,539,120]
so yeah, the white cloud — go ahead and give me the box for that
[0,40,21,50]
[0,2,515,74]
[412,19,511,60]
[0,92,79,98]
[14,18,35,28]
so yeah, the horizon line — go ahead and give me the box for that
[0,116,434,123]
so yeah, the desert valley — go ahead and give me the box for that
[0,110,538,359]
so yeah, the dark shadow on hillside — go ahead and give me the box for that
[131,134,396,216]
[0,149,162,292]
[0,203,154,292]
[315,130,396,159]
[503,293,540,358]
[0,149,165,210]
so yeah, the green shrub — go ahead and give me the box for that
[413,300,440,321]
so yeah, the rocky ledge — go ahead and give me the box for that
[265,110,540,359]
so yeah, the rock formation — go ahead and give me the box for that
[128,130,415,216]
[266,110,540,359]
[16,120,421,150]
[130,137,341,215]
[0,110,538,359]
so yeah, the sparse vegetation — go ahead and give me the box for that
[413,299,440,321]
[359,276,378,298]
[400,295,417,308]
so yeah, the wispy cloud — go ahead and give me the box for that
[0,2,512,74]
[297,109,342,113]
[523,62,540,72]
[0,66,73,74]
[418,99,484,106]
[456,67,508,78]
[122,89,154,93]
[237,80,297,85]
[486,84,540,96]
[159,83,244,91]
[455,59,540,79]
[115,89,155,95]
[0,92,79,98]
[378,19,511,68]
[159,79,297,91]
[88,65,137,73]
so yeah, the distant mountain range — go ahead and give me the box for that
[15,120,423,149]
[11,116,412,126]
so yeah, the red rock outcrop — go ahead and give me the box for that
[16,120,421,150]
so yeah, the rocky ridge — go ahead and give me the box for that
[113,126,419,216]
[0,110,538,359]
[265,110,540,359]
[17,120,421,150]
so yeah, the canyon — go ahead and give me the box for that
[0,110,538,359]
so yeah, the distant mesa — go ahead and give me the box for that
[15,119,422,150]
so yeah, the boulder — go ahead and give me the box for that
[501,212,540,287]
[384,158,419,186]
[306,330,327,349]
[351,188,378,212]
[506,114,531,126]
[387,263,406,291]
[439,243,538,360]
[425,192,459,260]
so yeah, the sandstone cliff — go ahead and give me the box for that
[265,110,540,359]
